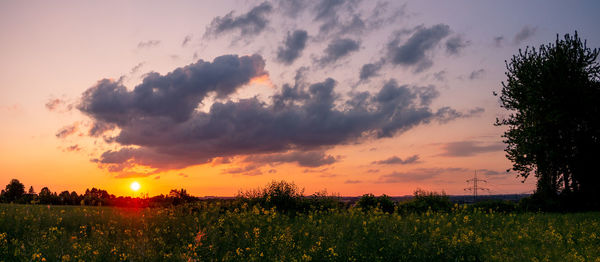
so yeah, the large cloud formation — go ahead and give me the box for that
[78,54,480,176]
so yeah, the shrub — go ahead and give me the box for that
[237,180,304,213]
[356,193,395,213]
[398,189,452,213]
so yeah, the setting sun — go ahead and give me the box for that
[130,182,141,191]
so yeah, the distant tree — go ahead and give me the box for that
[39,187,53,204]
[496,32,600,206]
[28,186,35,195]
[4,179,25,203]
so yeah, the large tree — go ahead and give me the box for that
[3,179,25,202]
[496,32,600,203]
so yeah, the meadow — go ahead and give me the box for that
[0,203,599,261]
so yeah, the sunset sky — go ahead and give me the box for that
[1,0,599,197]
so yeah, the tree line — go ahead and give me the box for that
[0,179,196,207]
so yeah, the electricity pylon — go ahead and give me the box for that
[464,170,489,202]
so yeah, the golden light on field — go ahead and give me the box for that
[130,181,141,192]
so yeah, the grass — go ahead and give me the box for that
[0,203,599,261]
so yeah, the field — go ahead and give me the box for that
[0,203,599,261]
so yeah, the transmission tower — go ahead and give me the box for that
[464,170,489,202]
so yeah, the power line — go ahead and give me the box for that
[464,170,489,202]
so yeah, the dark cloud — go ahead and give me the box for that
[205,2,273,38]
[379,167,467,183]
[469,69,485,80]
[137,40,160,48]
[359,60,384,81]
[318,38,360,66]
[434,106,484,124]
[344,180,362,184]
[56,124,78,139]
[445,35,470,55]
[277,30,309,65]
[78,54,478,176]
[440,141,504,157]
[388,24,451,72]
[514,26,537,44]
[372,155,420,165]
[181,35,192,47]
[245,150,337,167]
[312,0,346,35]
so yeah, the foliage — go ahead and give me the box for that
[496,31,600,206]
[2,179,25,203]
[356,194,395,213]
[398,189,453,213]
[1,203,599,261]
[237,180,304,213]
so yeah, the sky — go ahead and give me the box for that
[1,0,599,197]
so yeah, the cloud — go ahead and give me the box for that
[478,169,505,176]
[137,40,160,48]
[245,150,338,167]
[56,124,78,139]
[129,62,145,75]
[77,54,477,177]
[177,173,188,178]
[181,35,192,47]
[514,26,537,44]
[469,69,485,80]
[445,35,470,55]
[45,98,64,111]
[222,164,263,176]
[317,38,360,66]
[344,180,362,184]
[359,60,385,81]
[205,2,273,38]
[366,169,379,173]
[388,24,451,72]
[379,167,467,183]
[277,0,308,18]
[65,144,81,152]
[432,70,446,81]
[277,30,309,65]
[440,141,504,157]
[372,155,420,165]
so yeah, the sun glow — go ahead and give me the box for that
[130,181,141,191]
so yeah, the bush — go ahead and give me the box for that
[237,181,304,213]
[301,190,343,212]
[356,194,395,213]
[398,189,452,213]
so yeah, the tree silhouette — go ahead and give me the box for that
[4,179,25,202]
[496,32,600,207]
